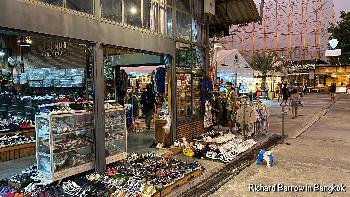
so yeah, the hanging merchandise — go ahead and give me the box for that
[116,69,128,105]
[155,67,166,94]
[236,99,269,136]
[162,114,171,134]
[204,101,213,128]
[249,101,268,134]
[200,77,213,112]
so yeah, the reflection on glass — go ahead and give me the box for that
[193,46,204,69]
[37,0,63,6]
[192,74,203,115]
[176,11,191,40]
[143,0,159,31]
[66,0,93,14]
[176,0,191,13]
[125,0,142,27]
[192,20,206,44]
[102,0,122,22]
[176,74,192,118]
[176,43,191,68]
[160,5,172,36]
[192,0,203,18]
[192,19,198,43]
[105,109,127,157]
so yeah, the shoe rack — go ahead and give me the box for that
[35,108,127,182]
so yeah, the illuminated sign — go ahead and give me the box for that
[40,42,68,57]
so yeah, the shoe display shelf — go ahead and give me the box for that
[35,107,127,182]
[105,108,128,165]
[0,129,36,162]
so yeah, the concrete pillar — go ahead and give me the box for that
[93,42,106,174]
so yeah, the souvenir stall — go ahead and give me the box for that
[171,96,269,163]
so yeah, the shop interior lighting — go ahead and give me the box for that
[18,36,32,47]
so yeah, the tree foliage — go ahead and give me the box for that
[250,51,278,74]
[328,11,350,65]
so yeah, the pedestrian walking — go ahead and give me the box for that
[289,88,301,119]
[303,84,307,95]
[140,83,156,130]
[346,84,350,94]
[329,83,336,102]
[280,84,289,106]
[275,83,281,101]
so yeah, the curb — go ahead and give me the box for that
[291,96,341,139]
[174,134,284,197]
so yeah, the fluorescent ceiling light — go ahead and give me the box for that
[0,51,5,57]
[130,7,137,15]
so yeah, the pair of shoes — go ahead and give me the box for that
[156,143,164,149]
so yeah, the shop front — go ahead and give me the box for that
[0,0,210,175]
[315,66,350,93]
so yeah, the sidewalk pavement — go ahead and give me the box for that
[263,94,333,138]
[210,94,350,197]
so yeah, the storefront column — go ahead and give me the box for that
[94,0,101,18]
[170,55,177,143]
[93,43,106,174]
[205,18,210,77]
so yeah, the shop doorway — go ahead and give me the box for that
[103,48,170,152]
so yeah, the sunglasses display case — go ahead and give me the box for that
[35,107,127,182]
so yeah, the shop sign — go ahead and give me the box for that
[329,39,338,49]
[40,42,68,57]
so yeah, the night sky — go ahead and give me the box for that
[334,0,350,20]
[253,0,350,21]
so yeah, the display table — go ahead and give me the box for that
[0,128,36,162]
[0,142,35,162]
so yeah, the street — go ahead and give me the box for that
[210,94,350,197]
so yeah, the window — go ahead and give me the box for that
[176,11,191,41]
[66,0,93,14]
[192,0,203,19]
[160,5,172,36]
[125,0,142,27]
[101,0,122,22]
[143,0,159,31]
[176,0,191,13]
[37,0,63,7]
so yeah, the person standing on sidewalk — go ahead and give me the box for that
[346,83,350,94]
[275,83,281,101]
[280,84,289,106]
[330,83,336,102]
[290,88,301,119]
[140,83,156,130]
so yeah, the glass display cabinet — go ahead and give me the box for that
[36,107,127,181]
[176,73,192,118]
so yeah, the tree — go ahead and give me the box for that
[250,51,279,91]
[328,11,350,66]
